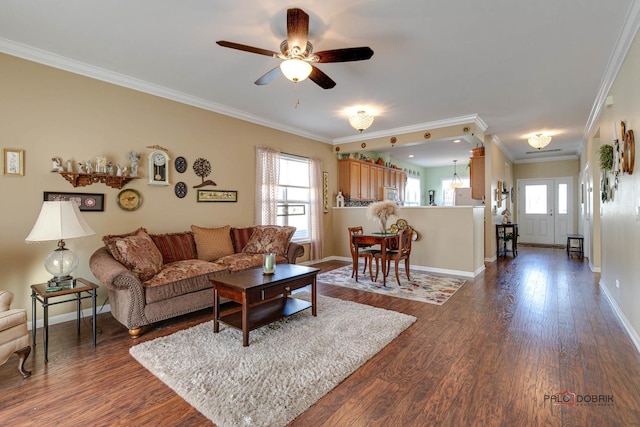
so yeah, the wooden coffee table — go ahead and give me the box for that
[211,264,320,346]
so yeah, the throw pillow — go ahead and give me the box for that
[191,224,235,262]
[230,226,256,253]
[150,232,197,264]
[241,225,296,257]
[103,228,163,282]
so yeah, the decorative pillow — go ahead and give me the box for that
[191,225,235,262]
[103,227,149,257]
[230,226,256,253]
[103,228,163,281]
[150,232,197,264]
[241,225,296,257]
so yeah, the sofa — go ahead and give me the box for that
[89,224,304,337]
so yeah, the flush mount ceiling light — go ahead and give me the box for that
[450,160,463,189]
[349,110,374,132]
[528,133,552,150]
[279,59,313,82]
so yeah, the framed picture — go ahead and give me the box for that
[3,148,24,176]
[197,189,237,203]
[323,171,329,213]
[44,191,105,212]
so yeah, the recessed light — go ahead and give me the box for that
[453,139,461,143]
[408,155,414,158]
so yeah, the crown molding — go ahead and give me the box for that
[0,38,332,144]
[491,134,515,163]
[512,154,579,164]
[332,114,488,145]
[582,0,640,152]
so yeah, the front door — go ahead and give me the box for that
[518,178,573,245]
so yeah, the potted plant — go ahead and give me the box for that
[366,200,399,233]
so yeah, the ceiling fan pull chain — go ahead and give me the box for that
[294,82,300,108]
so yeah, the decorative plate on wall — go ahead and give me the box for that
[175,156,187,173]
[174,182,187,198]
[117,188,142,211]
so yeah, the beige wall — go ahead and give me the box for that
[484,138,514,260]
[0,53,337,319]
[587,27,640,345]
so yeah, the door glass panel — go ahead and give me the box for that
[558,184,567,214]
[525,184,547,214]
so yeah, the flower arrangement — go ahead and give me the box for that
[367,200,399,233]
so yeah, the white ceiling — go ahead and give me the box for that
[1,0,637,168]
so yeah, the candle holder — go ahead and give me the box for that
[262,253,276,275]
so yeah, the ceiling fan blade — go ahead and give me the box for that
[287,8,309,53]
[254,67,282,85]
[309,65,336,89]
[216,41,279,57]
[314,47,374,63]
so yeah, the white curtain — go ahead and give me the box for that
[308,157,324,260]
[255,145,280,225]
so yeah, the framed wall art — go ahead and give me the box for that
[44,191,105,212]
[323,171,329,213]
[3,148,24,176]
[197,189,237,203]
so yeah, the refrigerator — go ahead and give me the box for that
[454,188,483,206]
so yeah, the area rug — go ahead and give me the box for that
[129,292,416,427]
[317,265,466,305]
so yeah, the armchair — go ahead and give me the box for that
[0,291,32,378]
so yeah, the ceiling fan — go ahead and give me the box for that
[216,8,374,89]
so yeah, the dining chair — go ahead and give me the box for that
[374,226,413,286]
[348,226,381,279]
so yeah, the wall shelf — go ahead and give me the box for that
[55,172,139,189]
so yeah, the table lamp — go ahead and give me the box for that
[25,201,96,287]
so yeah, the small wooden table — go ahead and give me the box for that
[211,264,320,346]
[352,233,399,286]
[30,278,98,362]
[496,223,518,258]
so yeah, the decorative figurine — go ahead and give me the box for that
[66,160,74,173]
[128,152,140,177]
[116,164,123,176]
[501,208,512,224]
[85,160,93,174]
[51,157,64,172]
[336,191,345,208]
[95,156,107,173]
[78,163,85,173]
[107,162,114,175]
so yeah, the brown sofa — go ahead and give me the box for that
[89,225,303,337]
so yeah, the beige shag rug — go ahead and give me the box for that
[129,293,416,427]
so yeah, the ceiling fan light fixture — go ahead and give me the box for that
[528,133,552,150]
[280,59,312,82]
[349,110,375,132]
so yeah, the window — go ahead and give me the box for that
[404,176,421,206]
[276,154,310,241]
[441,178,470,206]
[525,184,547,214]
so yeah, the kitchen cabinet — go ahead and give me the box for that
[470,156,485,200]
[338,159,406,202]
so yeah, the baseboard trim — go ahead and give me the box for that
[28,304,111,331]
[312,256,480,278]
[599,279,640,355]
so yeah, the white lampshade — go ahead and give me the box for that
[280,59,312,82]
[26,201,95,242]
[349,110,375,132]
[26,201,95,285]
[528,134,552,150]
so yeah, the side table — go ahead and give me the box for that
[31,278,98,362]
[496,223,518,258]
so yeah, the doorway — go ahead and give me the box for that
[517,177,573,245]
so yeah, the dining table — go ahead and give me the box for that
[352,232,400,287]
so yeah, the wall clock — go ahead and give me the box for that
[117,188,142,211]
[148,150,170,186]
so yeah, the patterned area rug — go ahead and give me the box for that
[318,264,467,305]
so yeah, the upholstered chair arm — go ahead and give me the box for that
[286,242,304,264]
[0,290,13,313]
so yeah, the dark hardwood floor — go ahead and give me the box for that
[2,247,640,426]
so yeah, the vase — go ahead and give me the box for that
[262,253,276,275]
